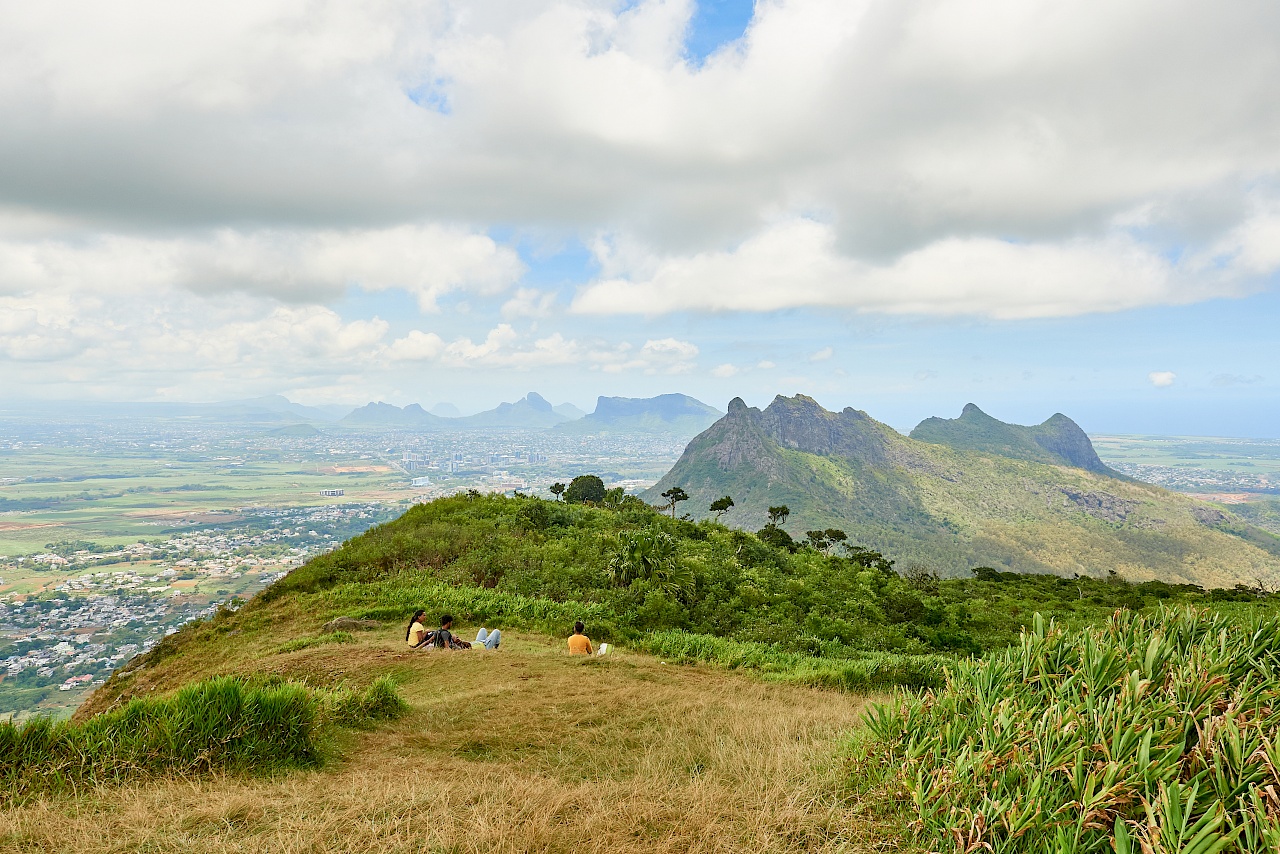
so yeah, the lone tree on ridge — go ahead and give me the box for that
[661,486,689,518]
[709,495,734,521]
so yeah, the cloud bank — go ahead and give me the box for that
[1,0,1279,399]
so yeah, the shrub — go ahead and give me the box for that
[865,607,1280,852]
[0,677,320,802]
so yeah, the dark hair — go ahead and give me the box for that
[574,621,584,635]
[440,614,453,627]
[406,609,426,642]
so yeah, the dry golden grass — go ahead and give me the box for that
[4,632,907,853]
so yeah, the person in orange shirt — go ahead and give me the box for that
[567,621,593,655]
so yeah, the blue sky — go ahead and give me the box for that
[1,0,1278,436]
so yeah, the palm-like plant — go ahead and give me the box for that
[608,531,691,596]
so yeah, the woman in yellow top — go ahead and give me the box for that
[405,610,432,648]
[567,621,593,655]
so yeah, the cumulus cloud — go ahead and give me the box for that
[1,1,1278,277]
[0,225,522,308]
[572,218,1238,318]
[711,363,738,377]
[501,288,558,319]
[1148,371,1177,388]
[384,326,699,374]
[3,0,1280,396]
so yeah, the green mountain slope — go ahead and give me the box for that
[643,395,1280,587]
[910,403,1118,475]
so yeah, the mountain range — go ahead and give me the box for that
[643,394,1280,588]
[337,392,716,435]
[555,393,722,436]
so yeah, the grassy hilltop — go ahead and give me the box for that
[6,492,1280,851]
[645,395,1280,588]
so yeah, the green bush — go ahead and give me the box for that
[865,607,1280,852]
[326,676,409,729]
[0,677,321,802]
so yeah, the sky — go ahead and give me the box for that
[1,0,1279,436]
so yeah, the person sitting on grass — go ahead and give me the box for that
[433,614,471,649]
[567,621,593,655]
[405,609,435,649]
[473,627,502,650]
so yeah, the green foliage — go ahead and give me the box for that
[253,493,1280,675]
[0,677,321,802]
[325,676,409,729]
[608,530,691,597]
[641,630,947,691]
[660,486,689,518]
[564,475,605,505]
[866,607,1280,852]
[709,494,734,519]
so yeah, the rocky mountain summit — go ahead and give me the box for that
[645,394,1280,587]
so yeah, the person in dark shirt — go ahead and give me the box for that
[433,614,470,649]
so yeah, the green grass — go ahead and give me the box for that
[274,630,355,653]
[865,606,1280,852]
[639,630,949,691]
[0,674,409,803]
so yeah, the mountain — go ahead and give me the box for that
[451,392,576,428]
[556,394,722,437]
[339,401,443,429]
[553,402,588,420]
[644,394,1280,587]
[910,403,1116,475]
[429,402,462,418]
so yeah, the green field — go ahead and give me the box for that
[1092,434,1280,484]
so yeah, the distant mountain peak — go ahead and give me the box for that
[525,392,552,412]
[557,393,722,437]
[911,405,1113,475]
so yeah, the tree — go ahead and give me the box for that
[805,527,848,554]
[549,482,566,501]
[767,505,790,526]
[709,495,734,521]
[660,486,689,518]
[564,475,606,505]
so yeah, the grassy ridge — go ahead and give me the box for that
[866,607,1280,852]
[1,675,405,803]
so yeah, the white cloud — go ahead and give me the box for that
[756,360,776,369]
[809,346,834,362]
[1148,371,1177,388]
[572,218,1238,318]
[501,288,558,319]
[385,325,701,373]
[0,225,523,308]
[3,0,1280,396]
[711,363,738,377]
